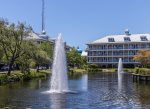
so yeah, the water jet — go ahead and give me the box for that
[50,33,69,93]
[118,58,123,91]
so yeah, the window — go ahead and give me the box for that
[108,38,115,42]
[140,36,148,41]
[124,37,131,41]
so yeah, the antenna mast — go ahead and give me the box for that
[42,0,46,34]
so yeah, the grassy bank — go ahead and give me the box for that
[133,68,150,75]
[0,69,50,85]
[70,68,87,73]
[69,68,117,73]
[69,67,149,74]
[123,68,135,73]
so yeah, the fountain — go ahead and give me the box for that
[118,58,123,91]
[50,33,69,93]
[118,58,123,74]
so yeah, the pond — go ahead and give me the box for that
[0,72,150,109]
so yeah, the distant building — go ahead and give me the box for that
[25,32,72,52]
[24,31,50,44]
[87,29,150,68]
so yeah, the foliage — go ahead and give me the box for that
[88,64,99,69]
[40,41,53,61]
[67,48,87,68]
[0,74,7,84]
[15,41,35,74]
[69,68,87,73]
[0,70,50,85]
[0,19,31,75]
[18,41,52,73]
[0,19,53,75]
[133,50,150,67]
[32,46,50,72]
[123,68,135,73]
[134,68,150,75]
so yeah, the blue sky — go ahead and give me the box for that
[0,0,150,49]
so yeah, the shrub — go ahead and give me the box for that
[88,64,99,69]
[0,75,7,84]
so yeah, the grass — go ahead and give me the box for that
[133,68,150,75]
[72,68,87,73]
[101,68,116,73]
[123,68,150,75]
[69,67,117,73]
[71,67,150,74]
[123,68,135,73]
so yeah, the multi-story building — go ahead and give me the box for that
[87,30,150,68]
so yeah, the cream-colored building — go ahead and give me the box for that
[87,30,150,68]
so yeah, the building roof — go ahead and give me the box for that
[88,30,150,44]
[25,32,48,41]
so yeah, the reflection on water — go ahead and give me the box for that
[0,73,150,109]
[50,94,67,109]
[118,72,124,92]
[80,74,88,91]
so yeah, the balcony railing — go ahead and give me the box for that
[88,53,136,56]
[88,60,136,63]
[88,46,150,51]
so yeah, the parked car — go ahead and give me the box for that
[1,65,10,71]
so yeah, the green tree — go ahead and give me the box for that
[15,40,51,73]
[40,41,53,65]
[15,41,36,74]
[17,41,51,73]
[0,19,31,75]
[67,48,86,68]
[33,48,50,72]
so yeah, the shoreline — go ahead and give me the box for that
[0,69,50,85]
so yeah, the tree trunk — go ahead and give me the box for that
[7,63,12,76]
[36,64,39,72]
[7,59,14,76]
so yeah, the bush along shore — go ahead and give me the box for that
[131,68,150,82]
[0,70,50,85]
[123,68,150,75]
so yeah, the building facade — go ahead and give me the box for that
[87,30,150,68]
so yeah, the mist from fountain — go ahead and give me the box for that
[50,33,69,93]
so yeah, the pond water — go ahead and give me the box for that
[0,72,150,109]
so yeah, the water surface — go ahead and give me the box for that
[0,72,150,109]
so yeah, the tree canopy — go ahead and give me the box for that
[0,19,53,75]
[67,48,86,68]
[133,50,150,67]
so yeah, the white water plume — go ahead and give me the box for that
[50,33,69,93]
